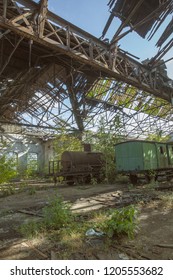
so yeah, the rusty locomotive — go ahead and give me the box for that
[49,150,104,185]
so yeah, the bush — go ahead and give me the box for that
[19,195,73,237]
[42,196,73,230]
[19,220,41,238]
[99,205,138,239]
[0,155,17,184]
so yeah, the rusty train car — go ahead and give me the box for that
[49,140,173,186]
[49,150,104,185]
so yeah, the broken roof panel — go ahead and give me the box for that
[104,0,173,40]
[0,0,173,138]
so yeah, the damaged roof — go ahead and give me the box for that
[0,0,173,138]
[103,0,173,45]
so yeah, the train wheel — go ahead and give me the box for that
[145,174,151,183]
[145,172,156,183]
[155,173,158,182]
[76,177,85,185]
[129,174,138,185]
[85,175,91,184]
[67,181,75,186]
[66,176,75,186]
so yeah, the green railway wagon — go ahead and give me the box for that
[167,143,173,166]
[115,140,170,183]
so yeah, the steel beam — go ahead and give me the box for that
[0,0,172,103]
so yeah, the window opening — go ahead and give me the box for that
[27,153,38,171]
[6,152,18,170]
[160,146,164,154]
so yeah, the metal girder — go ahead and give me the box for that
[0,0,173,139]
[105,0,173,41]
[0,0,172,103]
[3,0,8,18]
[38,0,48,38]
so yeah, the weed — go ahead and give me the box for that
[159,193,173,209]
[0,209,13,217]
[145,179,158,189]
[0,154,17,184]
[128,183,134,190]
[98,205,138,239]
[42,196,73,230]
[19,195,74,237]
[28,187,36,195]
[0,185,16,197]
[90,177,98,185]
[19,220,42,238]
[19,182,29,190]
[58,227,84,249]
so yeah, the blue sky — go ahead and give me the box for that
[47,0,173,78]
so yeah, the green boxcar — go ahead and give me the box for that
[115,140,169,173]
[167,143,173,166]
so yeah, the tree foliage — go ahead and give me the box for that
[84,117,123,183]
[146,130,171,142]
[53,130,83,160]
[0,154,17,184]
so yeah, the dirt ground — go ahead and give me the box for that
[0,179,173,260]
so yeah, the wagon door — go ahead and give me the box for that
[156,143,169,169]
[143,142,157,170]
[167,144,173,167]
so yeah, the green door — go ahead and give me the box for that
[156,143,168,169]
[143,142,158,170]
[167,144,173,167]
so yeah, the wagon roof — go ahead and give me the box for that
[115,139,172,146]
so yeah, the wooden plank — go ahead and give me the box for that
[22,241,48,259]
[155,244,173,249]
[18,209,43,217]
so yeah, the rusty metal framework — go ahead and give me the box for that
[0,0,173,138]
[103,0,173,63]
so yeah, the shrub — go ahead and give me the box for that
[19,195,74,237]
[99,205,138,239]
[0,155,17,184]
[42,196,73,230]
[19,220,41,238]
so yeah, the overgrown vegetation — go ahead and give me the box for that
[42,196,73,230]
[0,154,17,184]
[19,195,138,244]
[53,130,83,160]
[23,162,38,179]
[98,206,138,238]
[146,131,171,142]
[19,195,74,238]
[84,117,123,183]
[0,184,16,197]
